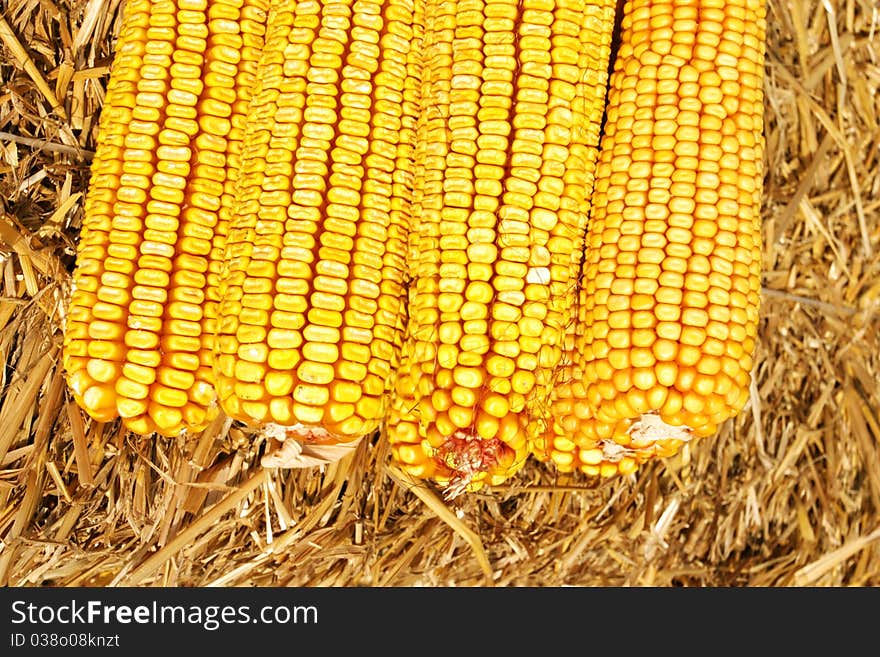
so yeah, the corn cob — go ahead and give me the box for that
[388,0,617,494]
[63,0,270,436]
[213,0,423,447]
[540,0,767,476]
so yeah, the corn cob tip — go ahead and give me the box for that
[432,431,518,499]
[259,423,365,469]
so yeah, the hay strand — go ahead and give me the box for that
[0,15,67,120]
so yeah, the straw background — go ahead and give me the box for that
[0,0,878,586]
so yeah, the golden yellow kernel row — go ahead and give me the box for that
[540,0,767,477]
[388,0,617,493]
[213,0,424,442]
[63,0,271,436]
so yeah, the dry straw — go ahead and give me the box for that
[0,0,878,586]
